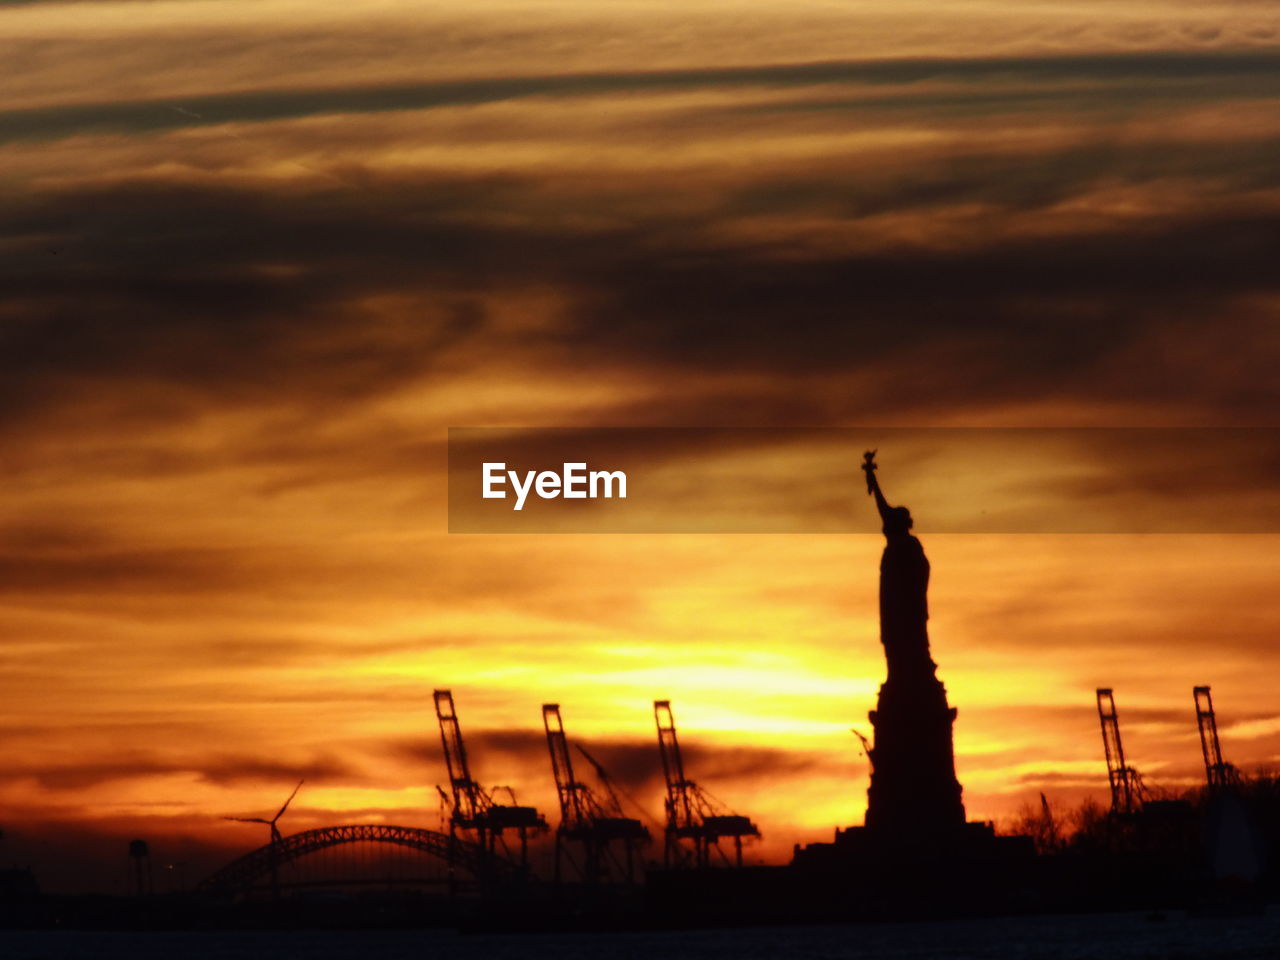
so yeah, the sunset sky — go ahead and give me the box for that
[2,1,1279,892]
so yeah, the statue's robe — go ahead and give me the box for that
[866,528,967,838]
[879,533,933,679]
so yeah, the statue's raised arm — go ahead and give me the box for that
[862,450,913,536]
[862,450,891,523]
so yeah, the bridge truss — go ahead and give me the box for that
[197,823,511,898]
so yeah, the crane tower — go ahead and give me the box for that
[1193,685,1236,791]
[433,689,547,867]
[1096,688,1141,814]
[542,703,649,884]
[654,700,759,868]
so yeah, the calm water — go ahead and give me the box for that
[2,910,1279,960]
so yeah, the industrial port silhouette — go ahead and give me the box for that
[1,456,1276,935]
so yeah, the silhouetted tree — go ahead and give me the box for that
[1011,793,1064,854]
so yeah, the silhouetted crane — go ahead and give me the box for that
[433,689,547,869]
[542,703,650,884]
[654,700,759,868]
[1096,689,1142,813]
[1194,685,1238,791]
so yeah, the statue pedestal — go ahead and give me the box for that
[864,672,966,842]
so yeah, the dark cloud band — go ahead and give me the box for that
[4,48,1279,144]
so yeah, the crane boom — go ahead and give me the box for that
[655,700,696,840]
[1194,685,1234,790]
[543,704,586,828]
[434,689,487,826]
[433,689,547,870]
[543,704,649,884]
[1096,688,1139,813]
[575,744,627,818]
[654,699,758,868]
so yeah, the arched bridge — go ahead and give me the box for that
[197,824,508,896]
